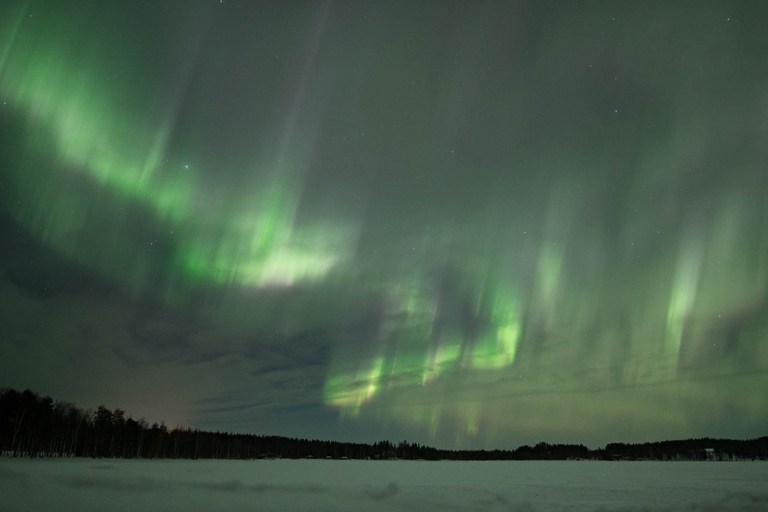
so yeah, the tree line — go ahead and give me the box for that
[1,387,767,461]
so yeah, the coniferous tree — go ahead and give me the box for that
[2,387,768,461]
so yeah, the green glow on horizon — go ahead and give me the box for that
[422,341,460,383]
[323,356,385,417]
[465,405,479,436]
[326,277,525,418]
[429,407,440,438]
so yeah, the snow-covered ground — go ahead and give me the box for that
[1,458,766,511]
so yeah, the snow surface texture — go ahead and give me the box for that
[1,459,767,512]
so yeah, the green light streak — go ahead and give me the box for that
[0,2,27,74]
[472,287,521,369]
[533,243,565,329]
[666,231,703,356]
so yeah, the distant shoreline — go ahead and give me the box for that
[2,387,767,462]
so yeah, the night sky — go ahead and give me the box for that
[1,0,768,450]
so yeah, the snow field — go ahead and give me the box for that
[1,458,767,512]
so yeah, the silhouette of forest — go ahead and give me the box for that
[2,387,767,461]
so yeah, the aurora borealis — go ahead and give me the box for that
[1,0,768,449]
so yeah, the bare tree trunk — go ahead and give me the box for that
[10,408,27,457]
[136,430,144,459]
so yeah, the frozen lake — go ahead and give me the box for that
[1,458,767,511]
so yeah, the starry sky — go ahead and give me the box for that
[1,0,768,450]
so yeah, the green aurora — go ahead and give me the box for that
[1,0,767,448]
